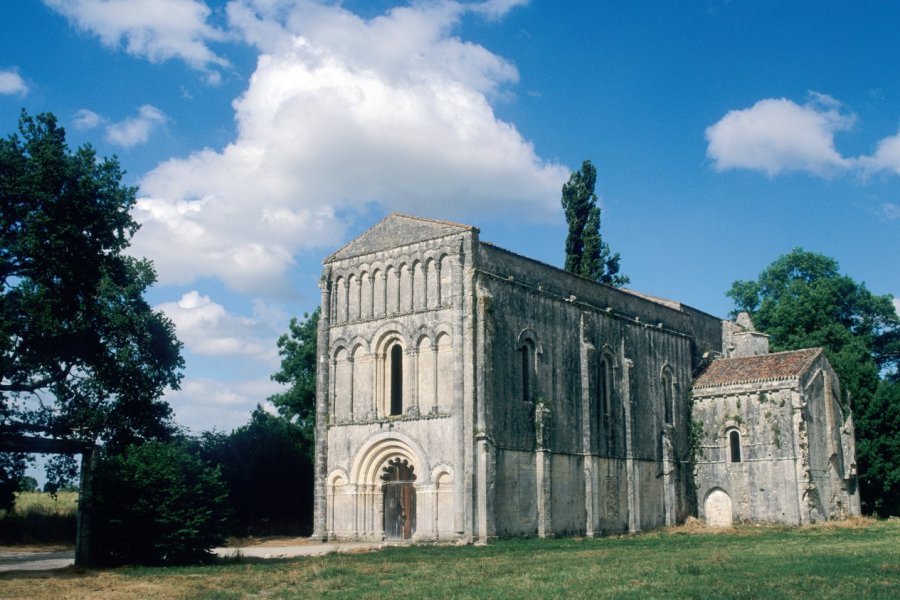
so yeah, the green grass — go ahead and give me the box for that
[2,519,898,599]
[0,491,78,544]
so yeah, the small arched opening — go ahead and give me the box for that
[728,429,742,463]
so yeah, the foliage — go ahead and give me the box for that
[856,380,900,514]
[0,111,184,456]
[201,407,314,536]
[1,520,897,598]
[268,308,319,436]
[728,248,900,515]
[561,159,628,287]
[0,452,28,511]
[17,475,38,492]
[90,441,229,566]
[688,419,705,463]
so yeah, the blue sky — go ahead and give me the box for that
[2,0,898,436]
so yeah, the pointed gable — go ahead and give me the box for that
[693,348,822,388]
[325,213,474,263]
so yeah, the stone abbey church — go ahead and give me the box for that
[311,214,860,542]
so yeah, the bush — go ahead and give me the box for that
[202,408,314,536]
[90,441,229,565]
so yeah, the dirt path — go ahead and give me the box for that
[0,549,74,572]
[0,540,386,572]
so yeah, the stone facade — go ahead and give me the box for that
[312,214,860,542]
[693,343,860,526]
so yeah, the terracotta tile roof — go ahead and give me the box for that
[693,348,822,387]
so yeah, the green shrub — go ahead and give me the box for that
[90,441,229,566]
[201,407,313,536]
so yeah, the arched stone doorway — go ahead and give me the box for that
[705,488,733,527]
[382,457,416,540]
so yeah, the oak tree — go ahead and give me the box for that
[0,112,183,506]
[728,248,900,515]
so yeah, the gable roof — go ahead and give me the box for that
[693,348,823,388]
[325,213,475,263]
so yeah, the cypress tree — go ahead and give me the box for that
[561,160,628,286]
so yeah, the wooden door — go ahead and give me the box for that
[382,458,416,540]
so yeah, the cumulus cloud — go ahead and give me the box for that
[157,290,283,361]
[0,68,28,95]
[131,0,568,294]
[43,0,228,82]
[165,376,284,433]
[705,92,855,176]
[105,104,168,147]
[73,108,102,129]
[860,129,900,176]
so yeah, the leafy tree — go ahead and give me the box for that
[90,441,229,565]
[201,407,314,535]
[0,453,28,509]
[561,160,628,287]
[268,308,319,437]
[0,111,183,456]
[17,475,38,492]
[728,248,900,515]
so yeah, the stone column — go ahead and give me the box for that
[662,429,675,526]
[579,314,596,536]
[311,271,333,541]
[535,401,553,538]
[458,236,475,541]
[623,356,640,533]
[408,347,420,417]
[432,341,439,414]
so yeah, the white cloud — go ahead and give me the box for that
[105,104,168,147]
[165,376,284,433]
[860,129,900,176]
[881,203,900,221]
[131,1,568,295]
[705,92,855,176]
[468,0,529,20]
[73,108,102,129]
[0,68,28,95]
[157,290,283,361]
[43,0,228,80]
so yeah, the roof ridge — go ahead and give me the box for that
[385,212,475,231]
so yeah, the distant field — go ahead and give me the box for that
[0,492,78,544]
[7,491,78,518]
[2,517,898,599]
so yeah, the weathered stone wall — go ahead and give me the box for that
[692,350,860,526]
[692,381,802,526]
[474,244,720,536]
[798,355,859,521]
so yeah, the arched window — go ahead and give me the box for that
[662,369,674,425]
[729,429,742,463]
[519,342,533,402]
[390,344,403,416]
